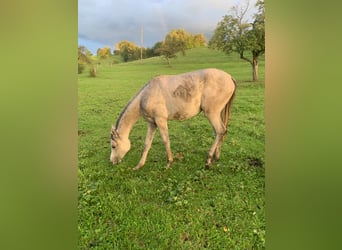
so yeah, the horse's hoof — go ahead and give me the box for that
[205,160,212,169]
[205,163,211,169]
[132,165,141,171]
[165,159,173,169]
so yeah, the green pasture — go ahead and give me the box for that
[78,47,265,249]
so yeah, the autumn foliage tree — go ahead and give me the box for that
[97,46,112,59]
[158,29,207,66]
[164,29,207,49]
[209,0,265,81]
[192,33,207,48]
[158,31,186,66]
[116,41,140,62]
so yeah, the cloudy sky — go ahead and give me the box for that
[78,0,257,54]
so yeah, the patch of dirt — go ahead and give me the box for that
[180,232,191,242]
[247,157,264,168]
[78,130,87,136]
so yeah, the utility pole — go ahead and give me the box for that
[140,26,143,60]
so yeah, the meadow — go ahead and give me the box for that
[78,48,265,249]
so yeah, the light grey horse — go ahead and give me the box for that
[110,68,236,170]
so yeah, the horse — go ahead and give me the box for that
[110,68,236,170]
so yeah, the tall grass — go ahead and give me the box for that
[78,47,265,249]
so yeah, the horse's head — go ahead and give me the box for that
[110,125,131,165]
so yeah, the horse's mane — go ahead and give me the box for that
[115,82,149,129]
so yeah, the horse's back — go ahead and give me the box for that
[140,68,235,120]
[149,68,234,93]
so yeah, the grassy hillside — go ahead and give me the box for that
[78,47,265,249]
[80,47,264,82]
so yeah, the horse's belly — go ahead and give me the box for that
[168,105,201,120]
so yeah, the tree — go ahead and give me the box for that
[117,41,139,62]
[97,46,112,59]
[192,33,207,48]
[157,29,187,66]
[78,46,92,73]
[78,46,92,64]
[163,29,207,49]
[78,46,97,76]
[167,29,191,48]
[146,41,163,57]
[209,0,265,81]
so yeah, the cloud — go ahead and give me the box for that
[78,0,257,53]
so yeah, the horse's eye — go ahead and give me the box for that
[111,145,116,149]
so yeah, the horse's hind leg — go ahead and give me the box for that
[214,131,227,161]
[214,140,223,161]
[205,112,226,168]
[211,99,232,164]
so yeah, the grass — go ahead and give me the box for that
[78,47,265,249]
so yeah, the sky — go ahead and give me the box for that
[78,0,257,54]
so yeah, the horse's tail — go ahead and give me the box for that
[221,77,237,132]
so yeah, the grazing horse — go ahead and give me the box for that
[110,68,236,170]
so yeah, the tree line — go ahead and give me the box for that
[79,0,264,81]
[79,28,206,65]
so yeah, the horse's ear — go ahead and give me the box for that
[111,125,120,140]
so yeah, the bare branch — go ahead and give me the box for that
[231,0,250,23]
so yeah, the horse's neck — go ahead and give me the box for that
[116,94,141,139]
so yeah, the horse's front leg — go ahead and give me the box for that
[133,122,157,170]
[155,118,173,169]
